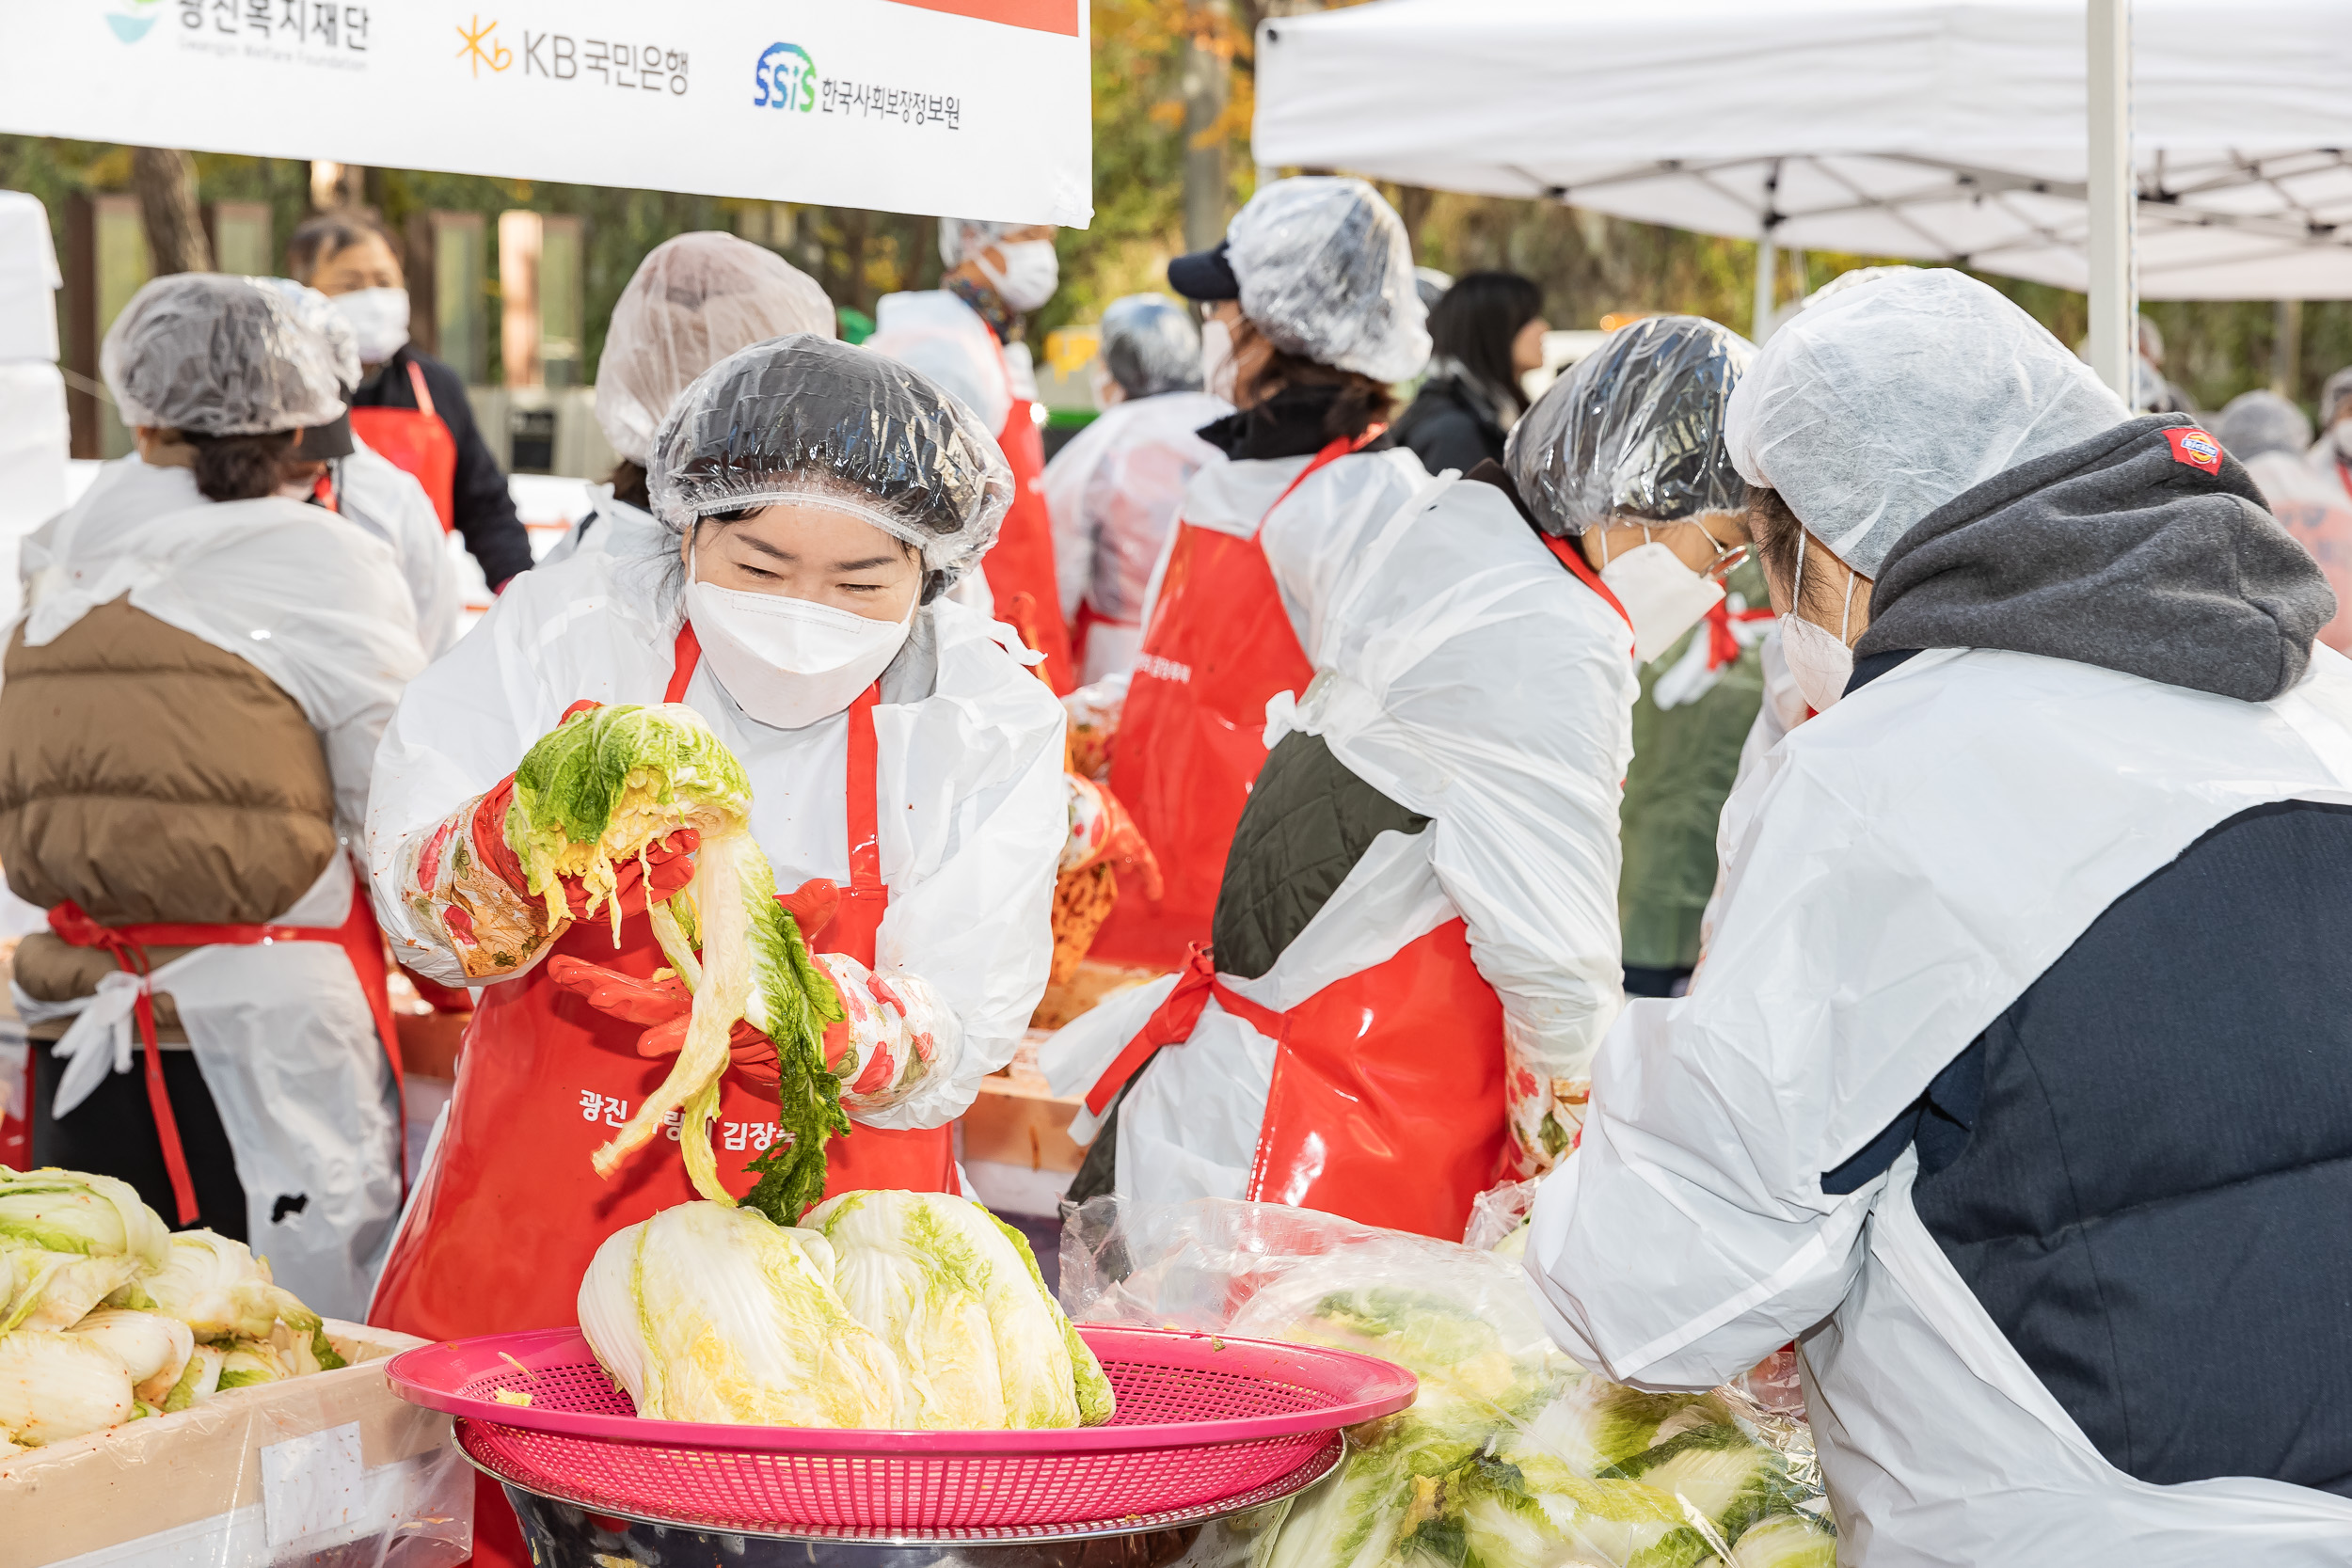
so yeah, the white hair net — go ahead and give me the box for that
[102,274,350,435]
[248,277,363,394]
[939,218,1023,268]
[648,333,1012,598]
[866,290,1012,434]
[1724,268,2128,578]
[1506,315,1754,537]
[595,232,834,466]
[2320,366,2352,429]
[1228,176,1429,384]
[2216,389,2312,463]
[1099,293,1200,400]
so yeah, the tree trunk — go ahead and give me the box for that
[131,147,212,276]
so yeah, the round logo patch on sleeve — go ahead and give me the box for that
[2166,427,2225,474]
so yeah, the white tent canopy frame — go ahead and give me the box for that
[1251,0,2352,303]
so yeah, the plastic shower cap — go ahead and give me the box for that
[1505,315,1754,537]
[1724,267,2128,578]
[648,333,1013,595]
[102,273,350,436]
[249,277,363,395]
[939,218,1028,268]
[2215,389,2312,463]
[1227,176,1430,384]
[2320,366,2352,428]
[1099,293,1200,400]
[596,232,835,466]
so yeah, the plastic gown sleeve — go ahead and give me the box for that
[1263,469,1636,1173]
[1522,734,1883,1390]
[856,669,1066,1129]
[367,583,567,990]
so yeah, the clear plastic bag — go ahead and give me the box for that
[1064,1196,1834,1568]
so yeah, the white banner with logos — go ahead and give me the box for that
[0,0,1091,227]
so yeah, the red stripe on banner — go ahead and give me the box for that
[883,0,1080,36]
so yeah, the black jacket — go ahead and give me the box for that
[352,345,533,589]
[1392,374,1508,476]
[1826,417,2352,1497]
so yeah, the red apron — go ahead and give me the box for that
[984,396,1075,694]
[371,629,952,1345]
[1084,527,1636,1241]
[47,879,404,1226]
[349,359,460,531]
[373,631,953,1568]
[1089,436,1361,969]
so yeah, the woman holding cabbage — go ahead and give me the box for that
[365,336,1065,1362]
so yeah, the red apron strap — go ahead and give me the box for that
[1539,532,1636,639]
[664,624,702,705]
[831,682,887,968]
[1084,944,1289,1116]
[405,358,437,420]
[46,895,403,1227]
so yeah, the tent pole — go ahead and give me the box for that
[2086,0,2137,404]
[1753,234,1778,343]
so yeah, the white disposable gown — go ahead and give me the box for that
[336,438,464,657]
[366,504,1067,1132]
[11,454,424,1318]
[1041,452,1636,1202]
[1528,643,2352,1565]
[1043,389,1231,686]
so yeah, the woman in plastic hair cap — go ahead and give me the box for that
[1525,264,2352,1565]
[3,272,425,1317]
[1045,184,1641,1248]
[367,335,1071,1568]
[1080,176,1430,971]
[565,232,835,566]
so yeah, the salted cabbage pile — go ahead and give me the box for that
[506,703,847,1220]
[0,1169,342,1449]
[579,1194,1114,1432]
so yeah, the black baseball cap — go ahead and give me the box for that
[1167,239,1240,302]
[296,409,356,460]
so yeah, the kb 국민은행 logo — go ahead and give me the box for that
[754,42,816,111]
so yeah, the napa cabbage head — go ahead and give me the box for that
[0,1168,167,1269]
[578,1200,905,1428]
[142,1230,321,1342]
[0,1331,138,1446]
[67,1309,194,1405]
[801,1191,1113,1430]
[507,703,752,923]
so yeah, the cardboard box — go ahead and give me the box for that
[0,1320,470,1567]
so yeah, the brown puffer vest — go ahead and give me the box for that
[0,598,340,1020]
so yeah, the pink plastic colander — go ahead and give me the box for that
[388,1323,1416,1537]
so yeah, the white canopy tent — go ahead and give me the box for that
[1253,0,2352,306]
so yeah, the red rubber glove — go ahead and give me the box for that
[779,879,840,940]
[547,956,790,1092]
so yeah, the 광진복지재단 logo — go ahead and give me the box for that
[107,0,165,42]
[754,42,816,111]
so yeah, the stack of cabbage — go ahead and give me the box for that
[579,1192,1115,1431]
[0,1168,342,1449]
[505,703,848,1223]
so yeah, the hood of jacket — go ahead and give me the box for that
[1853,414,2336,703]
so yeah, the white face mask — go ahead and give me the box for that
[1777,532,1860,712]
[329,286,410,364]
[1596,531,1725,665]
[682,546,915,731]
[978,239,1059,314]
[1200,317,1237,404]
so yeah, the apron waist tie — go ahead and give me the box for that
[1085,942,1287,1116]
[47,898,395,1226]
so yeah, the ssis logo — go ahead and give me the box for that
[107,0,164,43]
[754,42,816,112]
